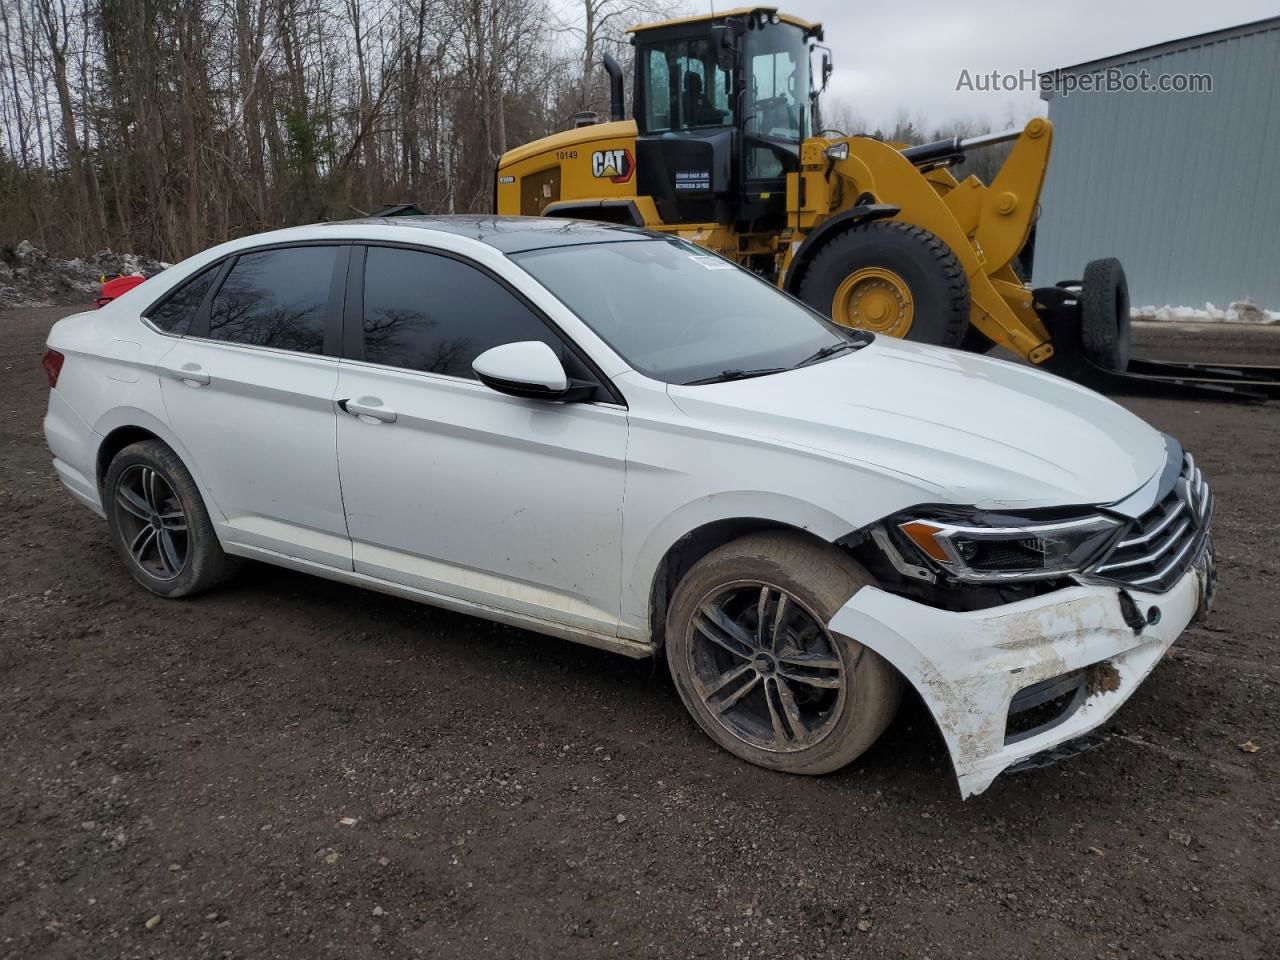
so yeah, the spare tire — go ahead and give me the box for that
[1080,257,1131,371]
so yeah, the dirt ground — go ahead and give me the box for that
[2,306,1277,960]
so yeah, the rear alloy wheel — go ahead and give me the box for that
[113,464,189,581]
[104,440,239,598]
[665,532,901,774]
[798,220,970,348]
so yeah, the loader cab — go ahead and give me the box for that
[631,8,822,228]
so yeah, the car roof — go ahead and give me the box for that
[321,215,657,254]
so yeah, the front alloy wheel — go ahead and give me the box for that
[690,582,847,753]
[665,532,901,775]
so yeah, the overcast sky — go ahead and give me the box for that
[799,0,1280,130]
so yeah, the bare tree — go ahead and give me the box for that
[0,0,670,259]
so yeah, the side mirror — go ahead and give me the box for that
[472,341,594,402]
[822,52,833,90]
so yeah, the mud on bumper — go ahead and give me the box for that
[828,559,1208,798]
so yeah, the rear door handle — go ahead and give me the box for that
[157,363,210,386]
[338,398,397,423]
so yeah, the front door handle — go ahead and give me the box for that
[158,363,210,386]
[338,398,397,423]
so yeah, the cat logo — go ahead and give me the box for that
[590,148,633,184]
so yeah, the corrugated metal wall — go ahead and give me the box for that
[1032,18,1280,310]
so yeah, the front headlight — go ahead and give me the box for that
[895,512,1123,583]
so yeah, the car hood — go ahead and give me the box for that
[666,337,1166,511]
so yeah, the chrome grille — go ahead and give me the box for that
[1090,454,1212,593]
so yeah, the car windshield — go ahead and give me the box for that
[511,238,865,384]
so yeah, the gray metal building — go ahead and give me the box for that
[1032,16,1280,311]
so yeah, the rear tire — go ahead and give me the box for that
[103,440,239,598]
[1080,257,1131,371]
[665,532,901,775]
[797,220,970,348]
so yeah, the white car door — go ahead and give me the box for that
[334,244,627,637]
[154,244,352,569]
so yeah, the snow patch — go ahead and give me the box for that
[0,241,169,309]
[1133,300,1280,325]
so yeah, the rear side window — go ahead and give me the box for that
[146,264,218,335]
[208,246,336,354]
[361,246,563,378]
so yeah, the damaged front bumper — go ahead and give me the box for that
[829,554,1210,798]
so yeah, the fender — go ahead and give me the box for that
[621,490,863,638]
[781,203,900,294]
[92,405,230,528]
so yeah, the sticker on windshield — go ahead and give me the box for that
[688,255,736,271]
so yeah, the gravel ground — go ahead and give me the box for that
[2,306,1277,959]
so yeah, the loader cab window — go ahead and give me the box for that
[641,39,732,133]
[745,24,810,142]
[743,23,810,182]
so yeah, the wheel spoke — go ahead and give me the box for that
[159,509,187,532]
[763,678,790,747]
[695,603,757,659]
[157,530,182,575]
[773,677,808,740]
[777,668,843,690]
[116,485,151,520]
[700,661,754,700]
[141,468,163,513]
[711,672,761,715]
[777,652,842,671]
[755,586,770,646]
[769,593,788,653]
[129,526,157,564]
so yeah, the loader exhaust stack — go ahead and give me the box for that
[602,53,625,122]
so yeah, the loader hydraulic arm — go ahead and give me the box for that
[822,124,1054,360]
[972,118,1052,276]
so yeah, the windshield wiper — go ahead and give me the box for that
[683,366,789,385]
[795,339,862,367]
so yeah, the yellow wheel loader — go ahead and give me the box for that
[494,6,1279,401]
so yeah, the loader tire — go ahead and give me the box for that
[959,324,998,354]
[1081,257,1131,372]
[798,221,970,348]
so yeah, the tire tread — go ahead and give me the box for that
[798,220,970,348]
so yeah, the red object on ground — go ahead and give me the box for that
[94,274,146,308]
[42,349,65,387]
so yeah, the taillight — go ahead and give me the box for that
[42,349,65,388]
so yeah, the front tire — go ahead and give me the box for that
[797,220,970,348]
[104,440,238,598]
[665,532,901,775]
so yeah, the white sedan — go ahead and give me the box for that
[42,216,1214,797]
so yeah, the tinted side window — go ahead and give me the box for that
[361,247,563,378]
[208,246,336,353]
[146,263,218,335]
